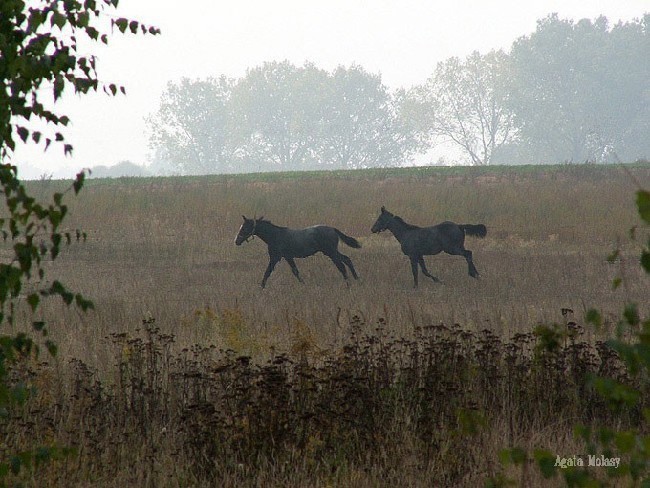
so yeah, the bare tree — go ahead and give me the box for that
[411,50,516,165]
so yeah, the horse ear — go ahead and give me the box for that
[381,206,386,212]
[242,215,247,221]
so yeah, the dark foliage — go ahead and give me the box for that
[1,315,643,485]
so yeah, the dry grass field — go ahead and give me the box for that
[4,163,650,486]
[29,164,648,359]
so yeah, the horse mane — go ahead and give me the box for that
[393,215,420,230]
[257,218,287,230]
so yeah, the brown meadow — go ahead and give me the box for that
[4,164,650,486]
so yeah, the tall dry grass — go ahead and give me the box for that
[5,314,644,487]
[23,165,647,362]
[2,164,648,486]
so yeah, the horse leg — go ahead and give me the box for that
[326,252,349,281]
[464,249,480,278]
[285,257,304,284]
[339,253,359,279]
[409,256,419,288]
[418,256,440,283]
[446,247,479,278]
[261,255,281,288]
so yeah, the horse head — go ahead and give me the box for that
[371,206,394,233]
[235,215,258,245]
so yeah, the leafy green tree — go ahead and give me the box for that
[505,14,650,163]
[409,50,515,166]
[0,0,157,480]
[147,76,238,175]
[147,61,426,173]
[319,65,424,169]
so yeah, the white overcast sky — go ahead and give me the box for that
[12,0,649,178]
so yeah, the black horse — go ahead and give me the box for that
[371,206,487,288]
[235,216,361,288]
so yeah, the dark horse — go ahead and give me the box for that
[235,216,361,288]
[371,206,487,288]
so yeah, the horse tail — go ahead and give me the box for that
[334,229,362,248]
[460,224,487,238]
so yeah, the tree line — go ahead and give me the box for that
[147,14,650,173]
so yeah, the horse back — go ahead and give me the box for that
[277,225,336,258]
[401,222,463,256]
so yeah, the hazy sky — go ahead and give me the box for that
[12,0,649,178]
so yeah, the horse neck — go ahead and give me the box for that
[387,216,414,241]
[254,220,283,244]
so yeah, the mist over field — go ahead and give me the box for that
[3,2,650,486]
[17,13,650,180]
[144,15,650,176]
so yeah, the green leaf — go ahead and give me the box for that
[533,450,557,479]
[73,171,86,194]
[615,431,636,453]
[641,250,650,274]
[50,233,62,259]
[77,11,90,27]
[533,323,563,353]
[27,10,45,33]
[624,303,640,326]
[585,309,602,328]
[75,294,94,312]
[10,455,21,475]
[49,281,74,305]
[45,340,58,357]
[16,126,29,143]
[114,18,128,32]
[637,190,650,224]
[32,321,46,332]
[592,376,640,409]
[499,447,527,466]
[597,428,615,446]
[573,424,591,441]
[86,26,99,40]
[27,293,39,312]
[607,340,640,374]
